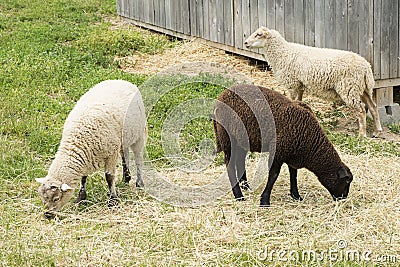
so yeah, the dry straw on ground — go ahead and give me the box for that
[10,153,400,266]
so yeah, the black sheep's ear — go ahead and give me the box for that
[338,167,348,179]
[338,167,352,183]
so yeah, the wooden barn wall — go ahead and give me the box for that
[117,0,400,82]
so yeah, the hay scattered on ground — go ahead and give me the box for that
[10,153,399,265]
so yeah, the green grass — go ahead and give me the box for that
[388,123,400,134]
[1,0,400,266]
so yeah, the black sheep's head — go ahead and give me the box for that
[319,165,353,201]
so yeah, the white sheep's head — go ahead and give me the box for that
[36,178,74,218]
[244,26,270,49]
[244,27,283,49]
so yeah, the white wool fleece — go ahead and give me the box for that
[260,29,374,107]
[46,80,147,188]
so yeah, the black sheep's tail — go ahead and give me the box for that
[210,114,222,154]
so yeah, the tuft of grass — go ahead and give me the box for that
[388,123,400,134]
[142,73,237,167]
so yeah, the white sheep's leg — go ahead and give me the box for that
[356,103,367,138]
[361,91,382,137]
[284,80,304,101]
[105,158,119,206]
[121,149,132,183]
[132,142,145,188]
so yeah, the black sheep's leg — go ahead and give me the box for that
[77,176,87,204]
[236,147,250,190]
[288,166,303,201]
[260,161,282,207]
[224,144,244,200]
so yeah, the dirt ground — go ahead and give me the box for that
[115,20,400,142]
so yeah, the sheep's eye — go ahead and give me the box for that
[256,32,263,37]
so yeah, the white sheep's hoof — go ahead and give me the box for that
[372,130,382,138]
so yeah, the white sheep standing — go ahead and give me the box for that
[36,80,147,218]
[244,27,382,137]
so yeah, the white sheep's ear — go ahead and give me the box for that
[35,177,48,184]
[60,183,73,192]
[261,27,269,35]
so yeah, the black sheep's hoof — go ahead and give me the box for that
[240,181,251,191]
[108,197,119,207]
[260,200,271,207]
[290,192,303,201]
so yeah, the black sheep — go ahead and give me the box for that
[213,84,353,206]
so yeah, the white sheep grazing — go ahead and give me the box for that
[244,27,382,138]
[36,80,147,217]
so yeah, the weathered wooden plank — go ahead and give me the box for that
[373,0,381,80]
[159,0,166,28]
[116,0,122,16]
[258,0,267,28]
[143,0,150,23]
[196,0,204,38]
[203,0,210,40]
[209,0,218,42]
[129,0,140,20]
[389,0,399,78]
[175,0,183,33]
[325,0,335,48]
[153,0,159,26]
[223,0,234,46]
[216,0,224,43]
[275,0,284,34]
[234,0,243,48]
[358,0,370,60]
[375,78,400,88]
[294,0,305,44]
[314,0,325,47]
[381,0,391,79]
[182,0,191,34]
[242,0,251,47]
[266,0,276,29]
[304,0,315,46]
[284,0,294,42]
[189,0,197,36]
[148,0,154,24]
[347,0,359,54]
[399,0,400,78]
[249,0,260,53]
[138,0,145,22]
[335,0,347,50]
[165,0,171,30]
[250,0,259,33]
[375,87,394,106]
